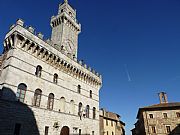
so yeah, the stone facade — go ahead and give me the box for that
[99,109,125,135]
[132,92,180,135]
[0,0,102,135]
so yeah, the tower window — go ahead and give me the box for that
[90,90,92,98]
[47,93,54,110]
[69,12,72,16]
[16,83,27,102]
[33,89,42,107]
[61,45,64,50]
[77,85,81,93]
[93,107,96,119]
[53,73,58,84]
[35,65,42,77]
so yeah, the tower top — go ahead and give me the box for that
[64,0,68,3]
[50,0,81,58]
[158,92,168,104]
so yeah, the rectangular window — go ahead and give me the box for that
[177,112,180,118]
[79,129,81,135]
[106,119,108,126]
[166,126,171,133]
[163,113,168,118]
[92,131,94,135]
[152,126,156,133]
[45,126,49,135]
[149,114,153,118]
[107,131,109,135]
[111,121,113,126]
[14,123,21,135]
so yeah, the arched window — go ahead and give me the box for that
[35,65,42,77]
[47,93,54,110]
[86,105,90,118]
[53,73,58,84]
[90,90,92,98]
[93,107,96,119]
[78,102,82,115]
[60,97,66,112]
[70,100,75,114]
[33,89,42,107]
[16,83,27,102]
[77,85,81,93]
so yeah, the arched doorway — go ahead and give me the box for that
[60,126,69,135]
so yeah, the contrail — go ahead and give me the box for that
[124,64,131,82]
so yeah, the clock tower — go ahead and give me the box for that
[50,0,81,58]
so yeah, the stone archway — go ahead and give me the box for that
[60,126,69,135]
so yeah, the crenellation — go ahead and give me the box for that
[16,18,24,26]
[37,33,44,39]
[28,26,35,33]
[78,60,83,65]
[83,64,87,69]
[92,69,96,74]
[88,67,91,72]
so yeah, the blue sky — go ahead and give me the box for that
[1,0,180,134]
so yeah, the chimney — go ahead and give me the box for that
[158,92,168,104]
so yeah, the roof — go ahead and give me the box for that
[102,112,119,121]
[137,102,180,118]
[99,109,121,121]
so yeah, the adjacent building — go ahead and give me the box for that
[0,0,102,135]
[132,92,180,135]
[99,109,125,135]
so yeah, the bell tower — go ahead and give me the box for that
[50,0,81,58]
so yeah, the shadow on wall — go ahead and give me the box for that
[169,124,180,135]
[0,87,40,135]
